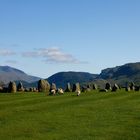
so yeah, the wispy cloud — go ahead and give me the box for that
[0,49,16,56]
[39,48,80,63]
[22,47,84,64]
[5,60,18,64]
[0,43,20,48]
[10,44,20,47]
[22,51,39,57]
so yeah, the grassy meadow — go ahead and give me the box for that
[0,90,140,140]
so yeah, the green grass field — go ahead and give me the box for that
[0,91,140,140]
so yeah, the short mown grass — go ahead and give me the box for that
[0,91,140,140]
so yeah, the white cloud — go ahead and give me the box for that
[11,44,20,47]
[0,49,16,56]
[0,43,20,48]
[22,51,39,57]
[22,47,82,64]
[5,60,18,64]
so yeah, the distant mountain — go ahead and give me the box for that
[47,72,98,88]
[47,62,140,88]
[99,62,140,86]
[1,62,140,88]
[0,66,40,84]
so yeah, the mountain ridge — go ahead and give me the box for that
[99,62,140,86]
[47,71,98,88]
[0,66,40,84]
[0,62,140,88]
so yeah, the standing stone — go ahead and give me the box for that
[29,87,34,92]
[72,83,80,92]
[81,85,87,92]
[17,82,24,92]
[0,86,3,93]
[33,87,38,92]
[86,88,91,92]
[105,82,112,90]
[65,83,72,92]
[38,79,50,93]
[8,81,17,93]
[87,84,92,90]
[24,88,30,92]
[93,83,98,90]
[125,86,131,92]
[130,82,135,91]
[112,84,119,92]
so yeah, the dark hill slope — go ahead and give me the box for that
[0,66,40,84]
[47,72,98,88]
[1,62,140,88]
[99,62,140,85]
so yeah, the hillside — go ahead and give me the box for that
[99,62,140,86]
[47,72,98,88]
[1,62,140,88]
[0,66,40,84]
[47,62,140,88]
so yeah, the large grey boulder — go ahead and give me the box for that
[87,84,92,90]
[125,86,131,92]
[81,85,87,92]
[38,79,50,93]
[105,82,112,90]
[112,84,119,92]
[130,82,135,91]
[72,83,80,92]
[17,82,24,92]
[65,83,72,92]
[8,81,17,93]
[0,86,3,93]
[93,83,98,90]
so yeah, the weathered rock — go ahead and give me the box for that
[8,81,17,93]
[0,86,3,90]
[29,87,34,92]
[33,87,38,92]
[72,83,80,92]
[81,85,87,92]
[81,85,91,92]
[0,86,3,92]
[17,82,24,92]
[86,88,91,92]
[105,83,112,90]
[93,83,98,90]
[112,84,119,92]
[24,88,30,92]
[2,87,8,93]
[38,79,50,93]
[87,84,92,90]
[65,83,72,92]
[130,82,135,91]
[125,86,131,92]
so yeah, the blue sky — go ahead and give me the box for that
[0,0,140,78]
